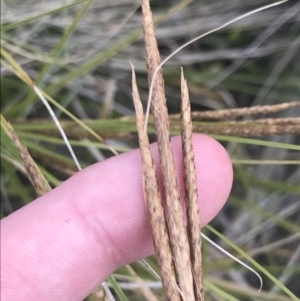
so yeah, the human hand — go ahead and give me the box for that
[1,134,233,301]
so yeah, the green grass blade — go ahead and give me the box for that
[24,140,81,168]
[211,135,300,150]
[205,224,299,300]
[1,0,88,32]
[17,0,95,115]
[44,0,194,95]
[18,131,131,153]
[37,166,61,187]
[204,279,240,301]
[235,174,300,195]
[229,196,300,233]
[108,275,129,301]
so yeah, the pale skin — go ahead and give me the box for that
[1,134,233,300]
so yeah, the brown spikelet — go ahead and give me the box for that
[131,63,180,301]
[11,115,299,140]
[170,101,300,120]
[141,0,195,300]
[170,122,300,137]
[6,122,51,196]
[223,117,300,125]
[181,69,204,301]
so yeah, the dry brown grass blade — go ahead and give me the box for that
[131,64,180,301]
[141,1,195,300]
[126,265,159,301]
[92,286,109,301]
[6,122,51,196]
[170,101,300,120]
[180,70,204,301]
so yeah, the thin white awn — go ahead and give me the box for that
[33,85,82,171]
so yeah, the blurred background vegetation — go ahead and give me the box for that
[1,0,300,300]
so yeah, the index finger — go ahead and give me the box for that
[1,134,233,301]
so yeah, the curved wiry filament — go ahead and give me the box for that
[144,0,288,133]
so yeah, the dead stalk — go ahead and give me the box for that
[92,286,109,301]
[131,64,180,301]
[181,69,204,301]
[126,265,160,301]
